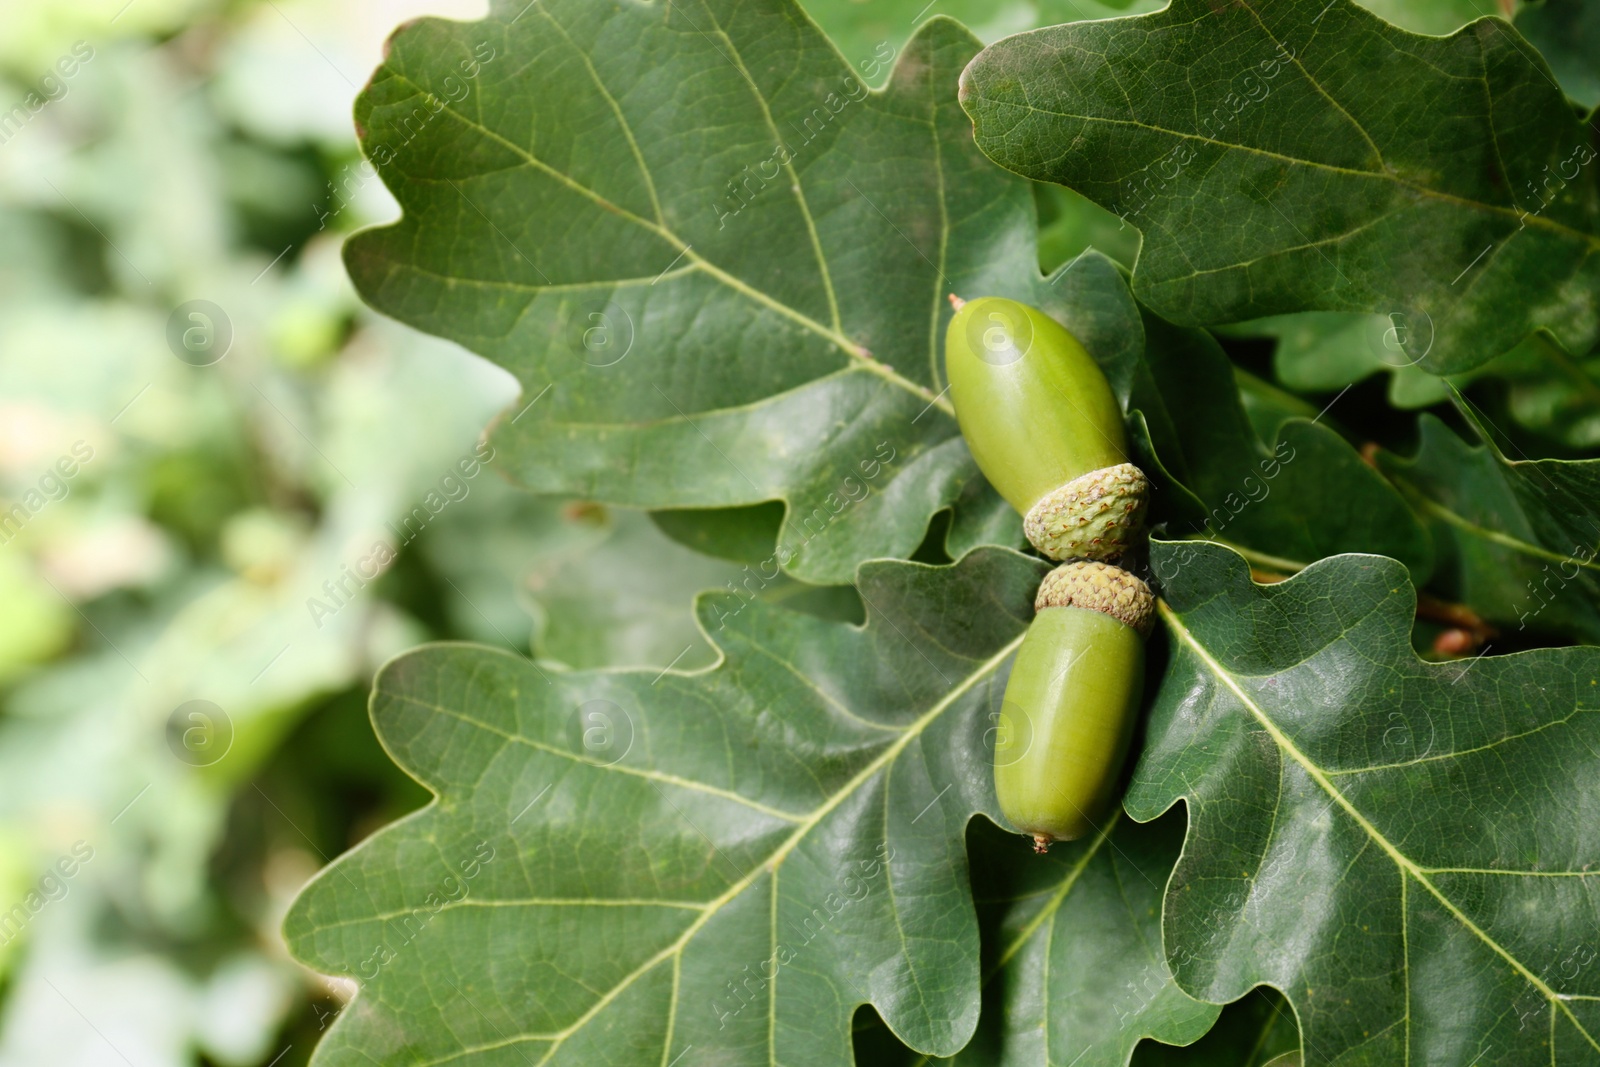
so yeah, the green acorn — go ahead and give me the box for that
[944,296,1146,561]
[994,561,1153,851]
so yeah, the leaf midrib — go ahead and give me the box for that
[1410,491,1600,574]
[1158,599,1600,1057]
[991,815,1116,975]
[1239,0,1388,174]
[980,106,1599,251]
[986,0,1600,254]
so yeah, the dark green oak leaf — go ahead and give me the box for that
[345,2,1127,585]
[1230,365,1325,445]
[796,0,1491,75]
[849,812,1223,1066]
[960,0,1600,376]
[940,811,1219,1066]
[1129,987,1300,1067]
[1379,412,1600,642]
[858,973,1300,1066]
[1138,312,1432,579]
[789,0,1166,88]
[283,547,1211,1066]
[1131,539,1600,1065]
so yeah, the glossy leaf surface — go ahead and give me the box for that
[285,548,1210,1066]
[1132,539,1600,1065]
[961,0,1600,375]
[347,3,1084,584]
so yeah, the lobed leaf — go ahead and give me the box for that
[283,548,1209,1066]
[1132,539,1600,1065]
[345,1,1095,584]
[944,812,1220,1066]
[960,0,1600,375]
[1516,0,1600,109]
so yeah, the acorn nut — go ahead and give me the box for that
[944,296,1147,561]
[993,561,1153,851]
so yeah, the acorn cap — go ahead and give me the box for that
[1023,463,1148,562]
[1035,560,1155,637]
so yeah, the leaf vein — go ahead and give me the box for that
[386,692,808,822]
[380,71,951,413]
[436,631,1026,1067]
[1160,599,1600,1054]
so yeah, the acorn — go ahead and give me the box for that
[945,296,1157,851]
[944,296,1146,561]
[994,561,1153,851]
